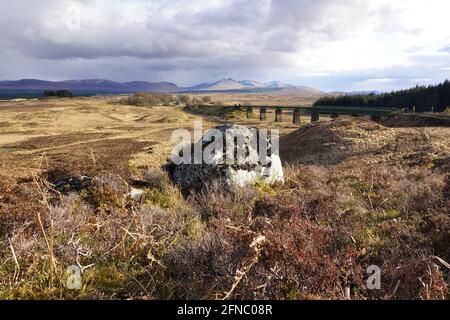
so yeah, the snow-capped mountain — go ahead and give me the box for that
[183,78,296,91]
[0,78,325,95]
[262,80,295,89]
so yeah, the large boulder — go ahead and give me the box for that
[168,125,284,190]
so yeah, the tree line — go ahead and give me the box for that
[314,80,450,112]
[43,90,74,98]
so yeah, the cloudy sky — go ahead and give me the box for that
[1,0,450,91]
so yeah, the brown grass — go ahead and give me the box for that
[0,96,449,300]
[1,160,449,300]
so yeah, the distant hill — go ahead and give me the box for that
[0,79,179,93]
[0,78,326,98]
[263,80,295,89]
[330,90,381,95]
[185,78,248,91]
[182,78,296,92]
[279,85,328,97]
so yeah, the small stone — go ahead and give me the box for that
[129,188,144,201]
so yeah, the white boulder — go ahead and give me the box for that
[168,125,284,190]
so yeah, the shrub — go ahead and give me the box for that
[202,96,212,103]
[121,93,175,107]
[1,160,449,300]
[179,95,191,105]
[142,168,172,190]
[43,90,73,98]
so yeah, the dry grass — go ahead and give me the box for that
[182,90,322,107]
[1,159,449,300]
[0,96,449,300]
[280,118,450,166]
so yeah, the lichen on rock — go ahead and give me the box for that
[167,124,284,190]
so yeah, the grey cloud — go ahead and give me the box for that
[0,0,379,60]
[0,0,448,91]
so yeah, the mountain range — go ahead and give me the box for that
[187,78,296,91]
[0,79,178,93]
[0,78,324,95]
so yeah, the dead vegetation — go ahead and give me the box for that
[0,97,450,300]
[120,93,178,107]
[280,118,450,167]
[1,152,449,299]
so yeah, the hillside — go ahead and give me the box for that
[0,79,179,93]
[0,78,324,97]
[277,85,329,98]
[185,78,297,92]
[280,118,450,167]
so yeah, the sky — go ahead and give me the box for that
[0,0,450,92]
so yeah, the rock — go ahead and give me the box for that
[168,125,284,190]
[129,188,145,201]
[52,176,94,193]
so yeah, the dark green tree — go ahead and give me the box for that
[315,80,450,112]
